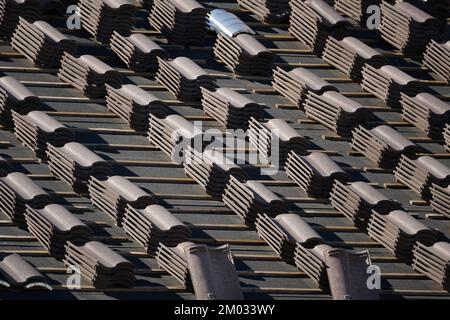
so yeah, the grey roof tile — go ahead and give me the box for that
[0,254,47,288]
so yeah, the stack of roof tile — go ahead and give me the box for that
[0,76,40,123]
[400,93,450,139]
[272,67,338,108]
[285,151,350,198]
[63,241,135,288]
[201,87,262,129]
[0,254,47,288]
[322,36,387,81]
[394,155,450,199]
[79,0,139,44]
[88,175,155,225]
[380,1,441,56]
[422,40,450,84]
[333,0,381,23]
[213,33,274,76]
[304,91,372,137]
[149,0,207,46]
[110,32,168,72]
[0,172,53,225]
[294,243,332,287]
[25,204,91,260]
[289,0,350,55]
[236,0,290,22]
[148,114,203,162]
[106,84,169,131]
[445,124,450,152]
[248,117,308,165]
[255,213,323,263]
[324,248,379,300]
[330,180,402,228]
[223,176,288,226]
[351,125,419,169]
[122,204,191,254]
[361,65,423,108]
[11,18,76,67]
[46,142,113,193]
[156,242,191,287]
[0,0,39,39]
[367,210,437,261]
[430,185,450,219]
[413,241,450,291]
[156,242,243,299]
[183,147,248,198]
[12,110,74,160]
[58,53,122,98]
[156,57,215,101]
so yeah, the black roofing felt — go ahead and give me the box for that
[0,0,449,300]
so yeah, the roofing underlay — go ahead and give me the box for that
[0,0,449,300]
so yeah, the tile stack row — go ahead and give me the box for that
[110,32,168,72]
[248,117,308,164]
[430,185,450,219]
[361,64,423,108]
[304,90,372,137]
[330,180,402,228]
[122,204,191,255]
[25,204,91,260]
[285,151,350,198]
[0,76,41,124]
[63,241,135,288]
[367,210,437,262]
[380,1,441,56]
[58,53,122,98]
[223,176,288,226]
[272,67,338,108]
[350,124,420,169]
[209,9,274,76]
[11,18,76,67]
[289,0,350,55]
[201,87,262,129]
[12,110,74,160]
[149,0,207,46]
[422,40,450,84]
[0,172,53,226]
[156,56,215,101]
[400,92,450,139]
[413,242,450,291]
[88,175,155,225]
[184,147,248,198]
[46,142,113,193]
[106,84,169,131]
[394,155,450,201]
[79,0,139,44]
[148,113,203,163]
[322,36,387,81]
